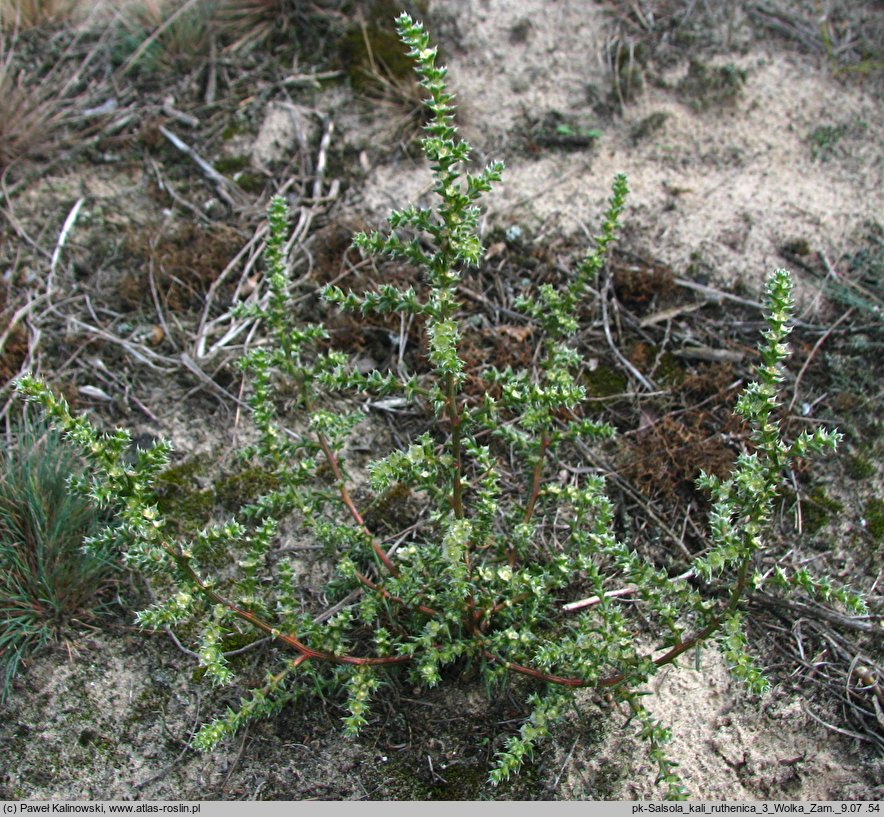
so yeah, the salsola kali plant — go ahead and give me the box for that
[16,13,865,796]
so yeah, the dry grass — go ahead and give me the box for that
[216,0,288,52]
[347,19,428,147]
[0,0,78,31]
[0,40,63,171]
[117,0,215,74]
[216,0,350,53]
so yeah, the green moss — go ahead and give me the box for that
[77,728,113,753]
[215,466,280,511]
[678,59,746,111]
[583,364,628,399]
[782,237,811,257]
[158,487,214,530]
[220,631,264,652]
[155,457,205,485]
[214,155,250,175]
[122,681,174,733]
[630,112,669,143]
[234,171,266,195]
[807,123,848,162]
[370,751,541,800]
[220,124,243,140]
[655,351,686,388]
[340,1,420,92]
[154,457,216,534]
[211,157,265,194]
[845,453,875,480]
[801,487,844,535]
[864,498,884,543]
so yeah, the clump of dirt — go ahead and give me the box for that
[621,410,739,505]
[611,254,676,310]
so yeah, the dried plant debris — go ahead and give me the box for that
[0,0,79,31]
[0,43,64,170]
[747,1,884,79]
[119,222,243,314]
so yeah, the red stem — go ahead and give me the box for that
[315,430,400,577]
[446,373,465,519]
[508,433,550,567]
[482,618,720,689]
[523,433,550,524]
[354,569,440,618]
[166,542,409,667]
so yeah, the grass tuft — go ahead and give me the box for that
[216,0,290,53]
[0,0,78,31]
[114,0,215,75]
[0,38,64,171]
[0,412,115,701]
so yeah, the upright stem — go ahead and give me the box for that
[302,382,399,577]
[315,430,400,577]
[523,433,550,523]
[507,433,550,567]
[446,372,465,519]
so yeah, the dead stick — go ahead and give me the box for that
[159,125,239,208]
[787,308,853,413]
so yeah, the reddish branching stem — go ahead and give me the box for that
[523,433,551,524]
[167,542,409,667]
[446,373,465,520]
[510,432,552,567]
[314,430,400,577]
[481,620,717,690]
[354,568,439,618]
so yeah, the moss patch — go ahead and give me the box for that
[214,155,250,175]
[845,453,875,480]
[863,498,884,544]
[154,457,216,535]
[215,466,281,512]
[583,364,628,399]
[630,111,669,143]
[807,123,848,162]
[340,1,425,92]
[678,60,746,111]
[367,747,543,800]
[800,487,844,535]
